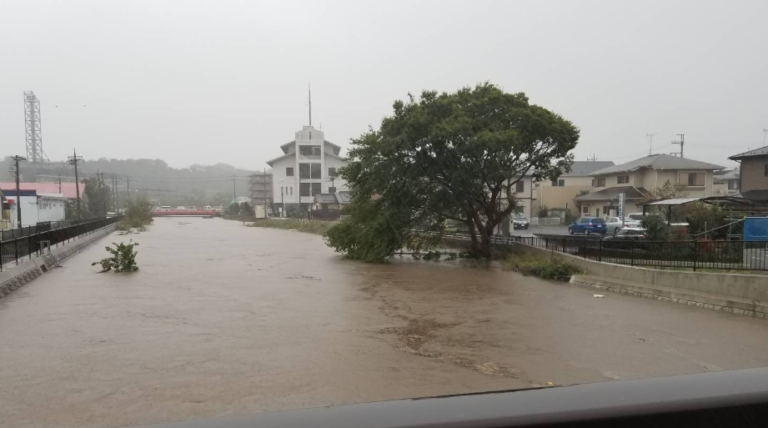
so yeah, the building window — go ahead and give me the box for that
[617,175,629,184]
[290,187,293,196]
[328,167,336,177]
[299,163,310,179]
[679,172,704,186]
[311,163,322,179]
[329,186,336,193]
[593,178,605,187]
[299,146,321,157]
[281,186,284,195]
[286,167,294,177]
[515,181,524,193]
[582,205,589,214]
[551,179,565,186]
[300,183,323,196]
[551,180,557,187]
[728,180,739,190]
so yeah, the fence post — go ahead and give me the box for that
[598,239,602,263]
[630,245,635,267]
[693,241,698,272]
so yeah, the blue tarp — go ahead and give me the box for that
[744,217,768,241]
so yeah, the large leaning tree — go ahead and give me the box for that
[326,83,579,260]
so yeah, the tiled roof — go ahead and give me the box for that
[0,182,82,199]
[314,193,338,203]
[337,191,351,203]
[575,186,648,201]
[563,161,615,176]
[730,145,768,160]
[589,154,724,176]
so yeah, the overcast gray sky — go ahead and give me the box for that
[1,0,766,170]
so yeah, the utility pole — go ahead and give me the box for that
[58,175,62,194]
[9,155,27,228]
[232,175,237,201]
[126,176,130,201]
[68,149,83,218]
[646,133,657,156]
[586,154,597,161]
[762,128,767,145]
[263,168,268,218]
[672,134,685,158]
[114,173,119,213]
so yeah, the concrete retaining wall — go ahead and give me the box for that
[0,225,116,299]
[509,242,768,317]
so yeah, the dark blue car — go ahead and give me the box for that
[568,217,608,235]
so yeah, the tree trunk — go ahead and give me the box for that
[472,214,494,259]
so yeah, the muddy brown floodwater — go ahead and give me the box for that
[2,218,768,427]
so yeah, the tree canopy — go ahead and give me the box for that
[326,83,580,260]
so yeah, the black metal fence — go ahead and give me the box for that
[0,217,121,271]
[0,218,105,242]
[435,232,768,272]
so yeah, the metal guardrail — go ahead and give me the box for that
[0,217,121,271]
[427,232,768,272]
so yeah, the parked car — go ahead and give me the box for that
[606,216,642,235]
[512,213,530,229]
[603,227,646,240]
[568,217,607,235]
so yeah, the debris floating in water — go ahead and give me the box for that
[593,294,605,298]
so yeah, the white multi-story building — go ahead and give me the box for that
[267,125,348,216]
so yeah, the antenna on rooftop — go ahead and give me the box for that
[646,133,656,155]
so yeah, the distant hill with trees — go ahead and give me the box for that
[0,157,261,207]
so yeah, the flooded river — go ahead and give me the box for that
[2,217,768,428]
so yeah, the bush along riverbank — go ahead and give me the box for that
[248,219,336,235]
[502,252,582,280]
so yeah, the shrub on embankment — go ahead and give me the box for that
[248,219,335,235]
[503,252,582,280]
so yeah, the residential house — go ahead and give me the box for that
[729,146,768,202]
[575,154,724,218]
[0,189,67,228]
[536,161,615,216]
[0,182,84,200]
[267,125,348,217]
[502,173,537,219]
[712,168,740,196]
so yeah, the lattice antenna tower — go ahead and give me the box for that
[24,91,49,164]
